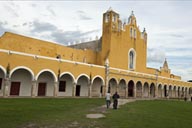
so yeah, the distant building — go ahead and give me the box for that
[0,8,191,98]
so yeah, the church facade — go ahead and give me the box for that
[0,8,191,98]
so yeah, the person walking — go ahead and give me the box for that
[112,92,120,109]
[106,91,111,109]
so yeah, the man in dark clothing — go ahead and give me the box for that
[112,92,120,109]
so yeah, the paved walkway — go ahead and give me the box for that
[86,99,136,119]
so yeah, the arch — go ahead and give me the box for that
[36,69,57,82]
[178,86,181,98]
[58,72,75,97]
[158,84,162,98]
[185,87,188,97]
[181,87,184,97]
[128,80,134,97]
[143,82,149,98]
[60,72,75,82]
[189,87,192,95]
[164,85,167,98]
[92,75,105,85]
[173,86,176,98]
[10,68,33,96]
[76,74,89,97]
[108,78,118,95]
[0,65,6,77]
[0,66,6,96]
[76,73,90,84]
[136,81,142,98]
[119,79,126,98]
[36,70,55,96]
[150,83,155,98]
[92,76,104,97]
[128,48,136,70]
[10,66,34,80]
[168,85,172,98]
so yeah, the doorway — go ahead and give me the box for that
[76,85,81,96]
[10,82,20,96]
[38,83,46,96]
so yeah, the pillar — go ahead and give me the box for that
[72,82,76,97]
[31,80,37,97]
[166,86,169,99]
[125,86,128,98]
[3,78,10,97]
[134,85,136,98]
[155,84,158,98]
[88,82,92,98]
[141,85,144,98]
[54,81,58,97]
[148,86,150,98]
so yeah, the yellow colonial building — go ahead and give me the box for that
[0,8,191,98]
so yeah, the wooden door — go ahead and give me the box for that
[75,85,81,96]
[38,83,46,96]
[10,82,20,96]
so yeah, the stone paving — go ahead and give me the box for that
[86,99,136,119]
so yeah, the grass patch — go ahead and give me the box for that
[100,100,192,128]
[0,98,192,128]
[0,98,104,128]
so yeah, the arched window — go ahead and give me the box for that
[128,49,136,70]
[112,14,116,22]
[105,14,110,23]
[134,29,136,38]
[130,27,132,37]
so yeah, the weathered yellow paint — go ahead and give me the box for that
[0,8,191,95]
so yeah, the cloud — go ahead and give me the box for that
[28,20,99,44]
[51,29,100,44]
[0,20,12,36]
[169,34,184,38]
[76,10,92,20]
[147,48,166,63]
[47,6,56,16]
[3,4,19,17]
[31,20,58,33]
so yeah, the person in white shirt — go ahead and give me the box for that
[106,91,111,109]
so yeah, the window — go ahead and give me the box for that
[105,14,110,23]
[0,78,2,90]
[129,51,134,69]
[128,49,136,70]
[134,29,136,38]
[130,28,132,37]
[59,81,66,92]
[112,14,116,22]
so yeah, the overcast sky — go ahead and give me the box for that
[0,1,192,81]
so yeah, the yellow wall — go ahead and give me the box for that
[0,32,97,65]
[0,9,191,89]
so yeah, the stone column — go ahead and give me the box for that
[31,80,37,97]
[166,86,169,99]
[125,86,128,98]
[148,87,150,98]
[141,85,144,98]
[175,88,178,98]
[133,85,136,98]
[54,81,58,97]
[155,85,158,98]
[104,58,109,97]
[88,82,92,98]
[72,82,76,97]
[3,78,10,97]
[125,86,127,98]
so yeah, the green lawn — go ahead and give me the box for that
[0,98,192,128]
[101,100,192,128]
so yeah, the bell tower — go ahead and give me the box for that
[101,7,120,65]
